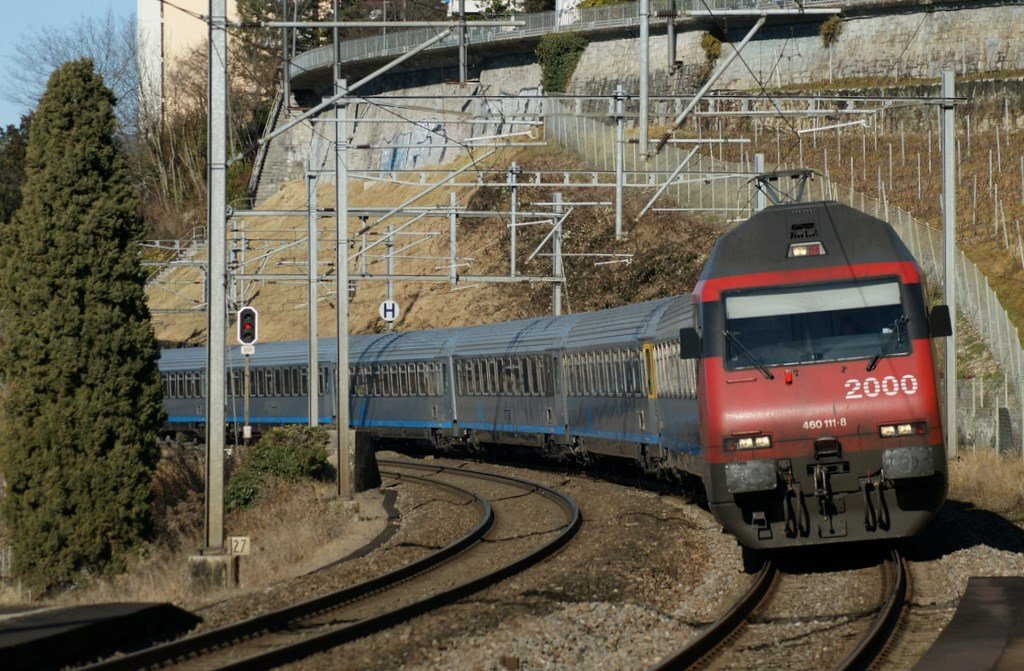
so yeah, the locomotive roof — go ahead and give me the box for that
[698,200,917,282]
[158,295,695,371]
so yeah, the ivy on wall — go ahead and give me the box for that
[536,32,589,93]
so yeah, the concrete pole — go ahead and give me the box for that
[282,0,290,114]
[307,167,319,426]
[941,70,958,459]
[204,0,228,554]
[449,192,458,285]
[386,223,394,331]
[615,84,625,240]
[639,0,650,159]
[458,0,467,84]
[335,74,353,499]
[553,192,563,316]
[667,0,676,70]
[509,162,518,277]
[754,153,766,213]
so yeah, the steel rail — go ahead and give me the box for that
[83,471,492,671]
[212,460,582,670]
[649,559,777,670]
[832,549,909,671]
[85,460,580,670]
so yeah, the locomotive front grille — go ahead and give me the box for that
[814,437,842,460]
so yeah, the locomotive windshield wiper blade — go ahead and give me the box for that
[866,315,909,372]
[723,330,774,380]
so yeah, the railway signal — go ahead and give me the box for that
[237,307,258,345]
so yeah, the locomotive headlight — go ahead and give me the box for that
[788,241,827,257]
[728,435,771,450]
[880,422,926,438]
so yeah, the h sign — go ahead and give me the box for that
[379,300,400,323]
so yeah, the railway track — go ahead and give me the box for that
[84,459,581,670]
[651,550,909,671]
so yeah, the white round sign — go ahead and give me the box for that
[379,299,400,322]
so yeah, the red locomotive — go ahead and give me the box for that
[681,198,952,547]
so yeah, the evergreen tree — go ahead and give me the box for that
[0,116,30,224]
[0,59,164,591]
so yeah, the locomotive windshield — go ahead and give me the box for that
[722,279,908,369]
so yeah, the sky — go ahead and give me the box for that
[0,0,137,128]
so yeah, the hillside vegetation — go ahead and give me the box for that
[149,145,719,344]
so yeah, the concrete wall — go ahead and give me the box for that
[256,1,1024,199]
[258,54,542,201]
[569,4,1024,96]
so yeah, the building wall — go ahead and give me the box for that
[137,0,238,126]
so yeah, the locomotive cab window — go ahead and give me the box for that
[723,279,909,369]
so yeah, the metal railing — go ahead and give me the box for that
[289,0,836,81]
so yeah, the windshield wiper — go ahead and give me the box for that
[724,330,775,380]
[866,315,909,371]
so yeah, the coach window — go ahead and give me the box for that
[526,356,537,396]
[500,357,510,395]
[397,363,407,396]
[408,363,417,395]
[612,350,622,395]
[502,357,513,395]
[456,361,465,396]
[422,363,433,396]
[281,368,292,396]
[477,359,487,395]
[535,356,547,396]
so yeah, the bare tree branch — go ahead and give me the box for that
[4,9,139,133]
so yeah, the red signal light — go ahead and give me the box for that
[237,307,258,345]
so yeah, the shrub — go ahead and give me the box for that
[225,469,268,511]
[246,425,331,480]
[700,32,722,63]
[578,0,631,7]
[535,32,588,93]
[820,16,843,48]
[225,426,331,510]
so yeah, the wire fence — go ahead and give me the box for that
[545,97,1024,455]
